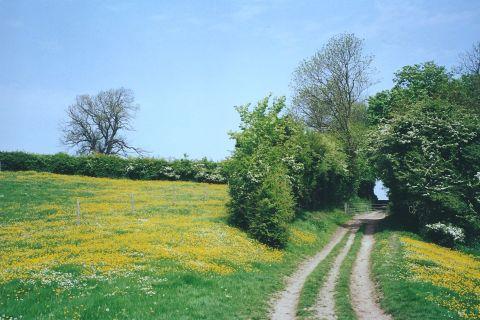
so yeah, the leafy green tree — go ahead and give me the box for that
[392,62,451,102]
[368,54,480,245]
[367,60,480,125]
[371,101,480,242]
[291,33,375,194]
[227,96,353,247]
[457,74,480,113]
[367,90,392,125]
[226,96,299,248]
[367,62,454,124]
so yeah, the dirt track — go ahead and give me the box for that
[269,212,390,320]
[314,229,357,319]
[269,225,349,320]
[350,216,392,320]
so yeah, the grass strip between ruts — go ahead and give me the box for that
[334,226,363,320]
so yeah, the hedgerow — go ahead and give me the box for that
[226,96,352,248]
[371,101,480,243]
[368,62,480,246]
[0,151,226,184]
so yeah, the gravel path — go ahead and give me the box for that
[350,213,392,320]
[269,225,349,320]
[314,227,358,320]
[269,212,391,320]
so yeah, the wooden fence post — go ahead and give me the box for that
[76,199,81,225]
[130,193,135,213]
[173,188,177,206]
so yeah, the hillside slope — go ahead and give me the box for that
[0,171,348,319]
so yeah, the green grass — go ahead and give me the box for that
[296,231,348,318]
[371,219,469,320]
[0,171,350,320]
[334,227,363,320]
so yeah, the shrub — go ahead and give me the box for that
[77,154,128,178]
[0,151,46,171]
[226,97,299,247]
[371,101,480,242]
[238,163,295,248]
[46,153,80,175]
[424,222,465,247]
[0,151,226,184]
[227,96,353,247]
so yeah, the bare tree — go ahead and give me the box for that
[291,33,374,162]
[457,41,480,75]
[62,88,143,155]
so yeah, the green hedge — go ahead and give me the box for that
[226,96,353,248]
[371,101,480,243]
[367,62,480,245]
[0,151,226,184]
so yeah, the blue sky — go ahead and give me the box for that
[1,0,479,165]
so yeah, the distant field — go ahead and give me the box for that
[0,171,349,319]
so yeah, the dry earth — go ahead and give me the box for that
[269,212,391,320]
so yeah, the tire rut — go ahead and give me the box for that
[350,215,392,320]
[314,227,358,320]
[270,225,350,320]
[269,212,391,320]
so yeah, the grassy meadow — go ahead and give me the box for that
[0,171,349,319]
[372,220,480,320]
